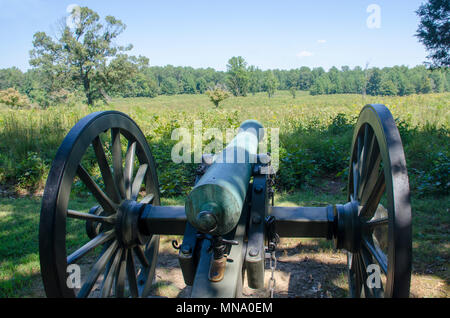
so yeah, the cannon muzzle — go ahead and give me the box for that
[185,120,264,236]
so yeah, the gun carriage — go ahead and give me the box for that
[39,104,412,298]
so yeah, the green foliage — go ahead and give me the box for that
[123,73,159,98]
[205,85,230,107]
[310,74,331,95]
[430,70,446,92]
[226,56,249,97]
[397,74,416,96]
[196,77,208,94]
[0,4,446,109]
[367,68,382,96]
[277,148,319,190]
[328,113,354,135]
[160,77,179,95]
[416,0,450,68]
[298,67,313,90]
[289,86,296,98]
[29,6,137,105]
[412,151,449,196]
[28,88,49,108]
[0,62,447,108]
[248,65,263,95]
[419,76,433,94]
[263,71,278,98]
[0,67,24,91]
[0,88,30,108]
[0,90,448,198]
[181,75,197,94]
[15,152,47,190]
[379,78,399,96]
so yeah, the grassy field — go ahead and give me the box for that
[0,190,448,298]
[0,90,448,297]
[1,91,448,195]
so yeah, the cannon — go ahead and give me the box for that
[39,104,412,298]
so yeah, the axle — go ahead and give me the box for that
[140,204,339,239]
[139,201,361,251]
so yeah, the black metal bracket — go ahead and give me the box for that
[265,215,280,252]
[245,172,269,289]
[177,222,200,286]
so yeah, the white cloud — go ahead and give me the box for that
[317,40,326,44]
[296,51,314,58]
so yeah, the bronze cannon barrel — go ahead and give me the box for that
[185,120,264,236]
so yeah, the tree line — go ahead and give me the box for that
[0,5,448,107]
[1,59,448,107]
[0,57,450,106]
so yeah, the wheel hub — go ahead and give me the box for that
[115,200,147,248]
[334,200,361,253]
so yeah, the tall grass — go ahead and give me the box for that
[0,91,448,196]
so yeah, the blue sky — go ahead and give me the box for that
[0,0,429,71]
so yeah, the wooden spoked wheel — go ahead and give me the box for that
[39,111,160,297]
[345,104,412,297]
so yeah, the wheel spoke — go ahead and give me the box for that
[92,136,121,204]
[358,128,376,199]
[352,161,359,200]
[360,172,385,218]
[353,253,363,297]
[356,253,372,298]
[134,245,150,267]
[67,230,115,265]
[360,149,381,206]
[115,248,128,298]
[77,240,118,298]
[111,129,126,200]
[358,126,368,178]
[366,217,388,229]
[101,248,123,298]
[124,141,136,199]
[131,164,148,201]
[356,132,363,172]
[363,237,388,274]
[139,236,159,297]
[140,194,154,204]
[126,248,139,298]
[76,165,117,214]
[359,246,384,297]
[67,209,116,225]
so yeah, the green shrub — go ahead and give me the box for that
[205,85,230,108]
[15,152,47,190]
[28,89,49,108]
[0,88,30,108]
[276,147,319,191]
[411,151,450,196]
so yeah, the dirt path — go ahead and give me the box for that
[27,237,349,298]
[26,236,448,298]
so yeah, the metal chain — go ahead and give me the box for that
[263,158,277,298]
[265,214,279,298]
[268,250,277,298]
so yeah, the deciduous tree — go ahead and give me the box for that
[416,0,450,68]
[226,56,249,96]
[30,6,138,105]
